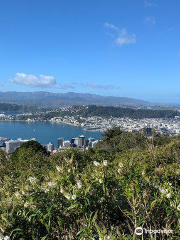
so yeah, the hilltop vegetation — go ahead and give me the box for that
[0,102,179,121]
[0,103,38,113]
[17,105,180,122]
[77,105,180,119]
[0,130,180,239]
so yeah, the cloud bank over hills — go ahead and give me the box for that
[9,73,121,91]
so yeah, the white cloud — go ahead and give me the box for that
[144,0,157,7]
[10,73,56,88]
[104,22,119,31]
[104,23,136,46]
[57,83,75,89]
[80,82,121,90]
[115,30,136,46]
[145,16,156,25]
[10,73,120,91]
[10,73,75,89]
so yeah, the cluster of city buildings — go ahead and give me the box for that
[0,135,99,154]
[2,108,180,136]
[47,135,98,153]
[0,113,16,121]
[2,109,180,154]
[2,116,180,154]
[49,115,180,135]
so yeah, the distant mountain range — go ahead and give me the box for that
[0,91,151,108]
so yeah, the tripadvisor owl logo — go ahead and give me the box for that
[135,227,173,236]
[135,227,143,235]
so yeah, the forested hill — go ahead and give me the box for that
[0,103,38,113]
[76,105,180,118]
[0,91,151,107]
[1,103,179,119]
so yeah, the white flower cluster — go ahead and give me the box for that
[177,203,180,211]
[77,181,82,189]
[60,187,65,194]
[48,182,56,188]
[0,233,10,240]
[99,236,111,240]
[93,161,100,167]
[42,186,50,193]
[103,160,108,166]
[117,162,123,173]
[4,236,10,240]
[56,165,61,172]
[71,195,76,200]
[159,187,172,198]
[14,191,21,199]
[41,181,56,193]
[28,176,37,184]
[24,202,36,209]
[159,188,168,194]
[60,187,77,200]
[169,202,179,210]
[64,194,76,200]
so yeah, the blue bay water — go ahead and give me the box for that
[0,121,102,146]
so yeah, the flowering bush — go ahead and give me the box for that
[0,132,180,239]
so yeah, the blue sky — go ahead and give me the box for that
[0,0,180,103]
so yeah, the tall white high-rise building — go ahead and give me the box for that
[57,138,64,149]
[47,142,54,152]
[5,139,35,154]
[63,141,71,148]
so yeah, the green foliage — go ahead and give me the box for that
[0,149,6,162]
[0,103,38,113]
[17,105,180,121]
[78,105,180,119]
[152,133,171,146]
[12,140,48,159]
[99,127,147,152]
[0,130,180,239]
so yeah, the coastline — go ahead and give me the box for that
[0,119,103,133]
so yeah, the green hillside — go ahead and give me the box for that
[0,129,179,239]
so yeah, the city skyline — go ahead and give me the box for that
[0,0,180,103]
